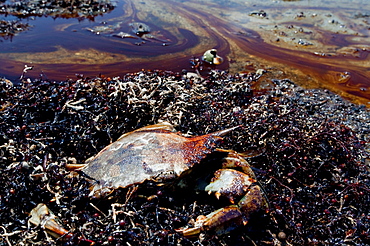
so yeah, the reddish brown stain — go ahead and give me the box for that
[0,0,369,105]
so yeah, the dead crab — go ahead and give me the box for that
[69,122,267,237]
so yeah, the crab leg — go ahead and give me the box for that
[176,205,243,237]
[177,184,266,237]
[210,126,240,137]
[216,149,257,179]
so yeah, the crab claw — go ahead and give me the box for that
[205,169,257,204]
[176,151,268,238]
[176,205,244,237]
[29,203,73,239]
[177,185,266,237]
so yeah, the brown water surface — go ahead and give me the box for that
[0,0,369,105]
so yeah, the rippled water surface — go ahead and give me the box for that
[1,0,369,105]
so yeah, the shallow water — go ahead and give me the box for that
[0,0,369,105]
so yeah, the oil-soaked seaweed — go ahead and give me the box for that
[0,0,115,20]
[0,71,369,245]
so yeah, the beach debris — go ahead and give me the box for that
[0,0,115,19]
[85,21,123,35]
[85,21,169,44]
[20,64,34,80]
[129,22,151,35]
[298,39,313,46]
[0,20,30,39]
[202,49,224,65]
[29,203,72,239]
[112,31,136,39]
[249,10,267,18]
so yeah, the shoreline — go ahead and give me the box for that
[1,0,370,107]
